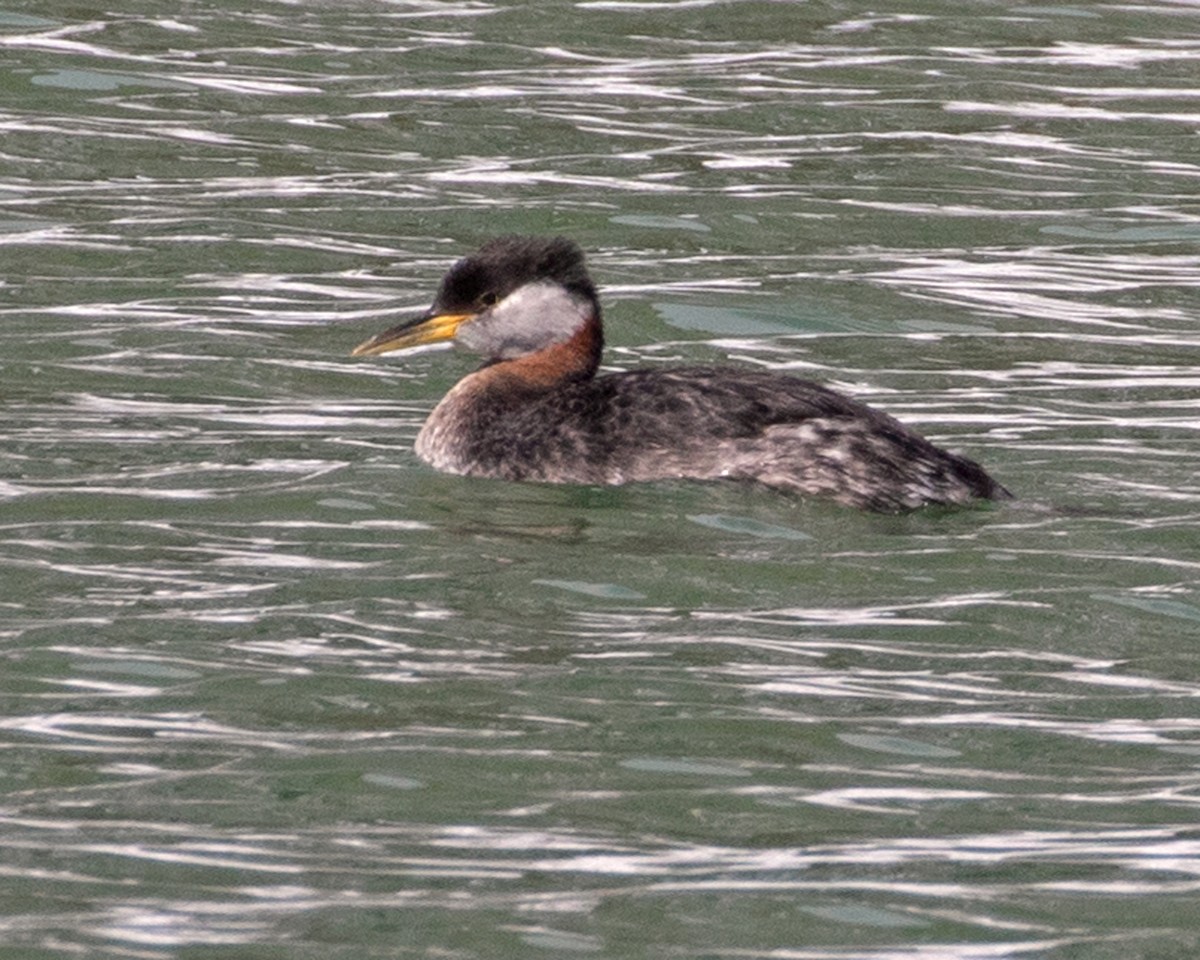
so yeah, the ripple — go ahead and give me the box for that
[5,3,1200,956]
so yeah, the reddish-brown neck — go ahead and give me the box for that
[480,315,602,391]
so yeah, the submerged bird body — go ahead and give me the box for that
[353,236,1010,512]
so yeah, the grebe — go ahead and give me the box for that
[352,236,1011,512]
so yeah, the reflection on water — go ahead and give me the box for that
[4,0,1200,956]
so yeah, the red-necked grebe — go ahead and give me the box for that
[352,235,1011,512]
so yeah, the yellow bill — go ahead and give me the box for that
[351,312,475,357]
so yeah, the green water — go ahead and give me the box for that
[4,1,1200,957]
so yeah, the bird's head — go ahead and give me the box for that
[352,235,601,363]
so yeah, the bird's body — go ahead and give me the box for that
[353,236,1010,512]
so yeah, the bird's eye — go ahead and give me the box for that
[478,292,498,308]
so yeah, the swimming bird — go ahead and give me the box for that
[352,235,1010,511]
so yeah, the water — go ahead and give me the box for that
[3,1,1200,957]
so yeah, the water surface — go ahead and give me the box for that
[3,1,1200,957]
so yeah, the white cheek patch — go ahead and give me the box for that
[460,281,592,359]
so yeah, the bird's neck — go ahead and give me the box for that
[477,313,603,391]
